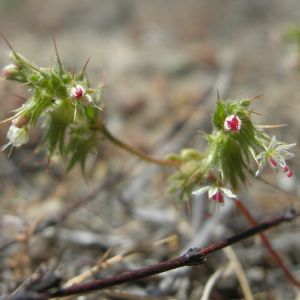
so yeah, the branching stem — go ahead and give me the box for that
[236,200,300,288]
[98,121,177,167]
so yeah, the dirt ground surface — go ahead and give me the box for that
[1,1,300,299]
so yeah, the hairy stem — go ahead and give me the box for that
[236,200,300,288]
[98,121,177,166]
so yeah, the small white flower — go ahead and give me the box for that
[255,136,296,177]
[224,115,242,132]
[70,84,87,99]
[7,125,29,147]
[192,185,236,205]
[192,184,236,215]
[69,84,101,108]
[1,125,29,152]
[2,64,18,79]
[69,84,97,121]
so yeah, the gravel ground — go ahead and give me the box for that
[0,1,300,299]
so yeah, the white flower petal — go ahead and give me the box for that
[255,166,264,177]
[276,143,296,151]
[208,187,218,199]
[220,188,237,199]
[192,186,210,196]
[280,152,295,160]
[7,125,29,147]
[269,136,277,148]
[70,84,86,99]
[255,169,260,177]
[85,94,92,103]
[272,154,286,167]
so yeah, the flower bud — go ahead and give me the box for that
[224,115,242,132]
[7,125,29,147]
[12,115,29,128]
[2,64,18,80]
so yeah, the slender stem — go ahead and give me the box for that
[236,200,300,288]
[48,249,204,298]
[44,209,297,298]
[98,121,177,167]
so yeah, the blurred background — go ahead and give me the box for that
[0,1,300,299]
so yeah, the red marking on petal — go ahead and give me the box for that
[269,157,278,168]
[225,115,241,132]
[75,88,84,98]
[212,191,224,204]
[287,170,294,177]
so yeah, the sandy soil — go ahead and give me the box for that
[0,1,300,299]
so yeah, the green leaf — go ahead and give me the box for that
[42,101,73,155]
[30,95,54,125]
[66,131,97,172]
[219,137,245,191]
[213,100,226,129]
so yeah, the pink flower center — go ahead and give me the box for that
[212,191,224,204]
[70,85,86,99]
[224,115,241,132]
[268,157,278,168]
[74,87,84,98]
[287,170,294,177]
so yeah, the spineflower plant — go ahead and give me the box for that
[167,96,296,207]
[0,37,173,172]
[0,37,296,210]
[0,39,106,171]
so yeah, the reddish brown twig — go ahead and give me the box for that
[35,208,297,299]
[236,200,300,288]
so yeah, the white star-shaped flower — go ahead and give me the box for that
[255,136,296,178]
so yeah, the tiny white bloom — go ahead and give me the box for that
[2,64,18,79]
[1,125,29,152]
[193,184,237,215]
[69,84,101,112]
[255,136,296,177]
[192,185,237,205]
[70,84,86,99]
[7,125,29,147]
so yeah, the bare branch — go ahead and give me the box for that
[35,208,297,299]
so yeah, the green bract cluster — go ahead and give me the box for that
[2,49,104,172]
[167,97,295,201]
[1,45,296,206]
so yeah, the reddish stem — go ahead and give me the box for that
[43,208,297,298]
[236,200,300,288]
